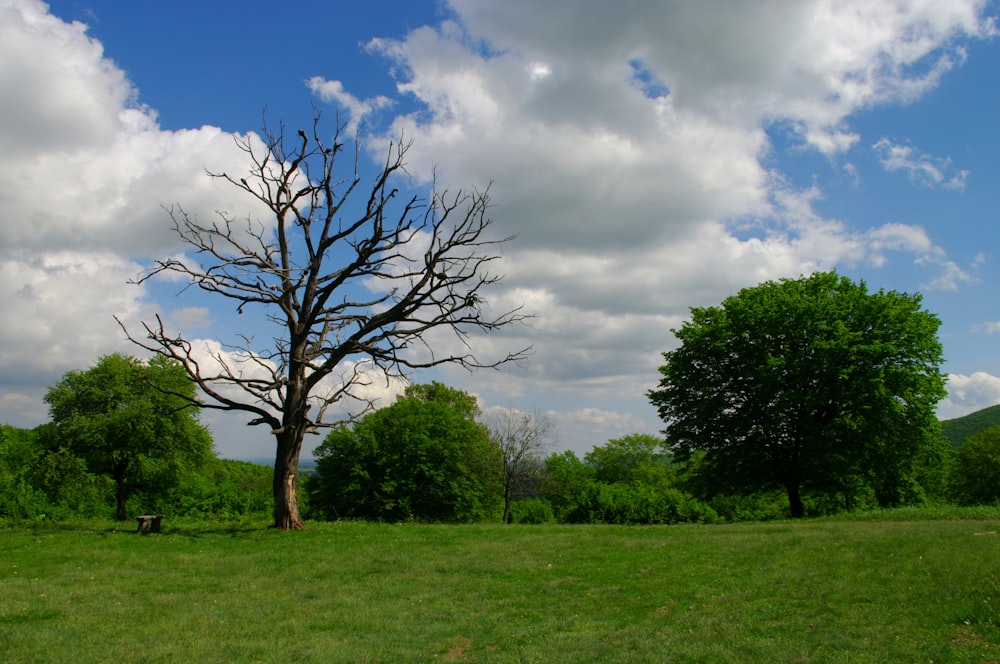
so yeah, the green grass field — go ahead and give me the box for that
[3,514,1000,663]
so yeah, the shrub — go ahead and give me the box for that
[510,498,556,524]
[155,459,273,518]
[310,384,502,523]
[709,492,789,522]
[28,448,113,519]
[948,426,1000,506]
[563,482,717,525]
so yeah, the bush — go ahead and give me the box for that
[948,426,1000,506]
[155,459,273,518]
[562,482,718,525]
[28,448,113,519]
[0,477,54,521]
[510,498,556,524]
[309,384,502,523]
[709,492,789,522]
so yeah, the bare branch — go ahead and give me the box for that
[119,112,530,530]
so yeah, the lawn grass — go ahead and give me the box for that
[2,515,999,662]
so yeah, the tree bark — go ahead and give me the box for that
[502,481,513,524]
[785,480,804,518]
[113,465,129,521]
[273,430,305,530]
[115,482,128,521]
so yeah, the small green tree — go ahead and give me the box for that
[43,353,214,520]
[585,433,673,487]
[540,450,596,522]
[649,272,947,517]
[0,424,44,519]
[948,426,1000,506]
[310,382,500,522]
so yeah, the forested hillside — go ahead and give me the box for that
[941,405,1000,447]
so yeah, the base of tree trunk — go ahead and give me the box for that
[272,520,306,531]
[273,462,305,531]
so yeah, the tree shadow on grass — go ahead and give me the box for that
[1,517,274,539]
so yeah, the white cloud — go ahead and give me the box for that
[0,250,149,381]
[939,372,1000,419]
[971,321,1000,335]
[306,76,393,134]
[0,0,130,156]
[915,255,978,291]
[1,0,996,460]
[333,0,993,441]
[547,407,657,457]
[0,0,270,444]
[873,138,970,190]
[167,307,213,332]
[440,0,994,154]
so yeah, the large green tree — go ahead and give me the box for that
[648,272,947,517]
[44,353,213,520]
[309,382,500,522]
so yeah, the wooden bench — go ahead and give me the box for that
[136,514,165,534]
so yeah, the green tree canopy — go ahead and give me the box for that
[309,382,500,522]
[540,450,596,523]
[648,272,947,517]
[584,433,672,487]
[44,353,214,520]
[948,425,1000,506]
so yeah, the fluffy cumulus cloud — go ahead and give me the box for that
[2,0,997,456]
[0,0,266,427]
[326,0,995,426]
[939,372,1000,419]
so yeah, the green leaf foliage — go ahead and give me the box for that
[539,450,596,522]
[43,353,214,520]
[947,425,1000,506]
[584,433,673,486]
[538,446,717,525]
[649,271,947,517]
[150,458,274,518]
[508,497,556,524]
[309,382,501,522]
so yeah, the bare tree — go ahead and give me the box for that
[119,116,529,530]
[481,408,554,523]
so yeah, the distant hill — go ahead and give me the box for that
[941,404,1000,447]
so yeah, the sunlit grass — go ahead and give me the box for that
[2,513,999,662]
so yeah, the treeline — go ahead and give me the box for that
[4,414,999,525]
[0,418,1000,524]
[0,423,272,521]
[0,353,274,523]
[298,382,1000,524]
[4,348,1000,525]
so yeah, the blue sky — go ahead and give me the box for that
[2,0,999,460]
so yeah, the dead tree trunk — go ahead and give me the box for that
[273,429,304,530]
[118,116,529,533]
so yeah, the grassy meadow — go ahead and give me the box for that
[2,513,1000,663]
